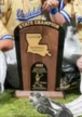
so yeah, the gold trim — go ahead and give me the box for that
[19,20,59,29]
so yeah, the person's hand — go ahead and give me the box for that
[76,56,82,71]
[42,0,59,12]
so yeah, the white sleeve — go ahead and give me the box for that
[60,3,72,23]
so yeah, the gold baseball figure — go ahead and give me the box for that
[33,73,43,89]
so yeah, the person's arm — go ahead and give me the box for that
[0,20,13,51]
[49,12,67,25]
[42,0,59,11]
[0,38,13,51]
[51,3,73,25]
[43,0,72,25]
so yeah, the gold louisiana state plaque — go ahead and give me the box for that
[26,33,51,57]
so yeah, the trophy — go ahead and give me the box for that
[14,0,65,98]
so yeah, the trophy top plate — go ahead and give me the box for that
[17,20,59,30]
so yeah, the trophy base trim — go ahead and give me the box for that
[15,90,64,98]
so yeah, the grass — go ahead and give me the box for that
[0,90,81,117]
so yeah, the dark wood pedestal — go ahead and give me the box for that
[14,20,65,98]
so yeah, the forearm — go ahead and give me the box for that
[42,0,67,25]
[49,12,67,25]
[0,40,14,51]
[42,0,59,11]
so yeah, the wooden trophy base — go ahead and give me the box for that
[15,90,64,98]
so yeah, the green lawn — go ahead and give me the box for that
[0,90,81,117]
